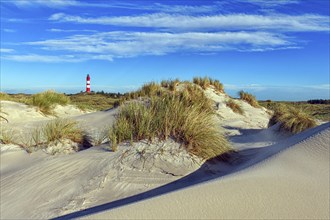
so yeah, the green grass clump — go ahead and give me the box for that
[239,90,259,108]
[109,91,231,160]
[31,90,70,115]
[43,119,83,144]
[226,99,244,115]
[270,105,316,134]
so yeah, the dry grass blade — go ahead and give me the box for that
[239,90,259,108]
[226,99,244,115]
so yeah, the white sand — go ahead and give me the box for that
[0,93,329,219]
[84,123,330,220]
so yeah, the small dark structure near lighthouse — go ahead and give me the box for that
[86,74,91,93]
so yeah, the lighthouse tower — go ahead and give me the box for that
[86,74,91,93]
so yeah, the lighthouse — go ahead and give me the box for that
[86,74,91,93]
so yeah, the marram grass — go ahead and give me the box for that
[43,119,83,144]
[270,105,316,134]
[109,91,231,160]
[32,90,70,115]
[226,99,244,115]
[239,90,259,108]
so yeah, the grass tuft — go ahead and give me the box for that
[109,91,231,160]
[161,79,180,92]
[226,99,244,115]
[43,119,83,144]
[270,105,316,134]
[31,90,70,115]
[239,90,259,108]
[193,77,224,93]
[0,128,16,144]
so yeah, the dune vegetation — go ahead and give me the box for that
[269,104,317,134]
[42,119,83,144]
[31,90,70,115]
[226,99,244,115]
[193,76,224,93]
[239,90,260,108]
[260,100,330,121]
[110,83,231,160]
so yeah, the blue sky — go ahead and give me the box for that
[0,0,329,101]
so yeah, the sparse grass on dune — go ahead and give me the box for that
[110,89,231,160]
[226,99,244,115]
[270,104,317,134]
[0,128,16,144]
[260,100,330,121]
[31,90,70,115]
[193,77,224,93]
[43,119,83,144]
[239,90,260,108]
[0,92,11,101]
[160,79,180,92]
[0,106,9,123]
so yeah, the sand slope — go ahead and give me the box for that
[82,123,329,220]
[1,98,329,219]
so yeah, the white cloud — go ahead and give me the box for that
[24,31,291,58]
[1,54,113,63]
[2,29,16,33]
[0,48,15,53]
[49,13,329,32]
[47,28,97,33]
[9,0,79,8]
[241,0,299,7]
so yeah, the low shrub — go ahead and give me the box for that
[32,90,70,115]
[239,90,259,108]
[226,99,244,115]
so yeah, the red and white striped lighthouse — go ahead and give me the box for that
[86,74,91,93]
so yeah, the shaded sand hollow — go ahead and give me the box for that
[0,88,329,219]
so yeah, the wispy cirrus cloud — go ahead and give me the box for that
[1,31,293,62]
[47,28,97,33]
[0,48,15,53]
[1,53,113,63]
[25,31,290,56]
[49,13,329,32]
[5,0,218,14]
[7,0,80,8]
[2,29,16,33]
[240,0,300,7]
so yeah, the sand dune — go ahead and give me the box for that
[1,94,329,219]
[82,123,329,220]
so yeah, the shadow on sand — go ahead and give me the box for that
[51,122,329,220]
